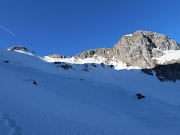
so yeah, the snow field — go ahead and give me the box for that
[0,47,180,135]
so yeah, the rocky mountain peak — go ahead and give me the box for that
[74,30,180,68]
[8,46,36,54]
[119,30,179,51]
[113,30,180,68]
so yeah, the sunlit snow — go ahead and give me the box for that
[0,47,180,135]
[153,50,180,64]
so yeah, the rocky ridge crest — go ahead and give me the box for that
[8,31,180,69]
[48,54,71,59]
[8,46,36,54]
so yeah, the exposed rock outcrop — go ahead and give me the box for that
[74,48,115,65]
[141,63,180,82]
[48,54,72,59]
[136,93,146,99]
[113,30,180,68]
[8,46,36,54]
[48,54,67,58]
[75,48,113,59]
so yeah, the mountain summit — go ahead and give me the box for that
[114,30,180,68]
[75,30,180,68]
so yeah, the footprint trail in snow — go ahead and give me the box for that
[1,113,23,135]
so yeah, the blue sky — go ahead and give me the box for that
[0,0,180,56]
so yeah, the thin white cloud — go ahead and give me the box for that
[0,25,15,36]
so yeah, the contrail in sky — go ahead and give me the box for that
[0,25,15,35]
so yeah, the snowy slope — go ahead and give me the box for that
[0,47,180,135]
[43,55,141,70]
[153,50,180,65]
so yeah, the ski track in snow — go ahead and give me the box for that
[1,113,23,135]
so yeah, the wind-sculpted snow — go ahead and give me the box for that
[1,47,180,135]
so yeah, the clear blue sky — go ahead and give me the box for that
[0,0,180,56]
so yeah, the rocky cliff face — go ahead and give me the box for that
[113,30,180,68]
[75,30,180,68]
[142,63,180,82]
